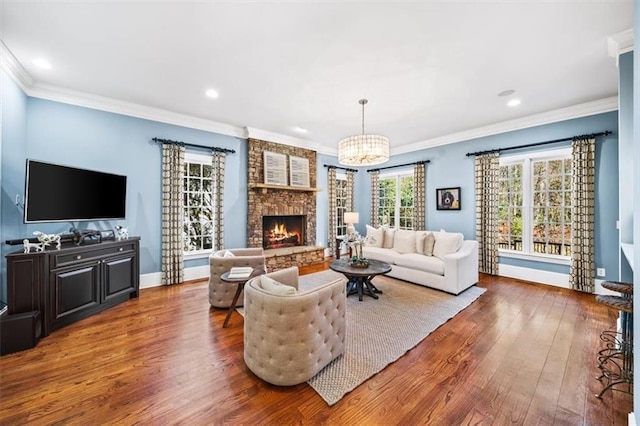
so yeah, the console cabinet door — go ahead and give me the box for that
[50,261,100,324]
[103,254,137,302]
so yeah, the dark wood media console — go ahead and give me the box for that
[5,237,140,338]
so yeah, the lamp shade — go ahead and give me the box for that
[338,135,389,166]
[344,212,359,224]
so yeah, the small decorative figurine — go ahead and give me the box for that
[23,239,44,253]
[33,231,62,250]
[115,225,129,240]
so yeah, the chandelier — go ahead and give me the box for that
[338,99,389,166]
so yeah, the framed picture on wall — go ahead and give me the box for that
[289,156,310,187]
[436,187,461,210]
[263,151,287,185]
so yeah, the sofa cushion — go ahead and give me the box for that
[433,232,464,259]
[393,230,417,254]
[361,247,403,264]
[364,225,384,247]
[382,226,395,249]
[395,253,445,275]
[424,232,436,256]
[259,275,297,296]
[415,231,427,254]
[223,250,236,258]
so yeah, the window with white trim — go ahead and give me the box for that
[378,171,414,230]
[335,174,348,237]
[498,148,572,260]
[183,152,214,254]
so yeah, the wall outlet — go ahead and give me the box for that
[597,268,606,277]
[616,220,620,230]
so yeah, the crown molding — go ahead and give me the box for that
[392,96,619,155]
[607,28,634,58]
[0,39,34,92]
[27,82,247,139]
[245,127,336,156]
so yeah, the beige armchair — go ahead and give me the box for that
[208,248,266,308]
[243,266,346,386]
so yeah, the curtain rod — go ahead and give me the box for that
[465,131,612,157]
[366,160,430,173]
[324,164,359,173]
[152,137,236,154]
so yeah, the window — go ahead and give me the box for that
[377,172,414,229]
[498,148,572,260]
[335,174,348,236]
[183,153,214,254]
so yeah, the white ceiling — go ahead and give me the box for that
[0,1,634,156]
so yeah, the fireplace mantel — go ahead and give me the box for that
[249,183,322,194]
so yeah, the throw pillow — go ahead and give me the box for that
[382,225,395,249]
[433,232,464,259]
[260,275,297,296]
[223,250,235,258]
[364,225,384,247]
[393,229,417,254]
[415,231,427,254]
[423,232,436,256]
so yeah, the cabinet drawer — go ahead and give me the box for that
[52,243,136,268]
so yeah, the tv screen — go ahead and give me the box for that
[24,160,127,223]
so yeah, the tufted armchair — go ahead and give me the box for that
[243,266,346,386]
[208,248,267,308]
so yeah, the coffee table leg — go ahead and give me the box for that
[223,281,244,328]
[365,277,383,294]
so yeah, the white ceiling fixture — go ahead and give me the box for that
[205,89,219,99]
[338,99,389,166]
[507,99,522,107]
[293,126,308,134]
[31,58,51,70]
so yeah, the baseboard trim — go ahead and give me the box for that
[498,264,618,295]
[140,265,209,289]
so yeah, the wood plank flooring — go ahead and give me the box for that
[0,261,632,425]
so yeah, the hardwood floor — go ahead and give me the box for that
[0,260,632,425]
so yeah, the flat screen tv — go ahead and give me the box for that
[24,160,127,223]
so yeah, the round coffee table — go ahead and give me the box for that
[220,268,265,327]
[329,258,392,301]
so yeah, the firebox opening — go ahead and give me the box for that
[263,215,305,249]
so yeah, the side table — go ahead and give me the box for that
[220,269,265,327]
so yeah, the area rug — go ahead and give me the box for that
[239,270,485,406]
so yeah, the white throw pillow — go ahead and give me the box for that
[259,275,297,296]
[223,250,235,258]
[415,231,427,254]
[424,232,436,256]
[382,225,395,249]
[393,230,417,254]
[433,232,464,259]
[364,225,384,247]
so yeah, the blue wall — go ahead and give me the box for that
[353,112,620,280]
[0,72,248,299]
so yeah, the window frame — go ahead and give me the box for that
[498,147,571,266]
[335,172,348,238]
[378,169,415,230]
[183,151,215,260]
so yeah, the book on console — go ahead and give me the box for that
[227,266,254,279]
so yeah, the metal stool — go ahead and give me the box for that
[595,292,633,398]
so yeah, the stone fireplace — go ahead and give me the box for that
[262,215,305,249]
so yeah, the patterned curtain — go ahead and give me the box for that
[346,170,355,212]
[413,162,426,230]
[370,171,380,227]
[569,137,596,293]
[211,151,226,251]
[161,144,185,285]
[475,153,499,275]
[327,167,337,257]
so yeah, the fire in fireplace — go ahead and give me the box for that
[263,215,305,249]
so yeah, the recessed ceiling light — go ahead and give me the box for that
[507,99,521,107]
[205,89,219,99]
[498,89,515,97]
[32,58,52,70]
[293,126,308,134]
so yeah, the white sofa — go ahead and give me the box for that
[361,226,479,295]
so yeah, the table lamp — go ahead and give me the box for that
[344,212,359,237]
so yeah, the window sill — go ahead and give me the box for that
[499,249,571,266]
[184,250,212,261]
